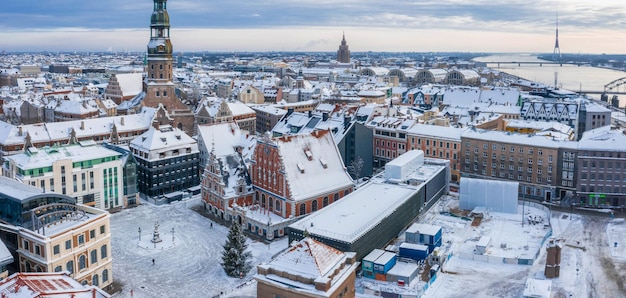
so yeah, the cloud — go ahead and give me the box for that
[2,0,626,53]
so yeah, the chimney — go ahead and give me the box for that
[18,126,23,136]
[152,120,160,130]
[322,112,329,121]
[80,121,85,130]
[120,116,125,126]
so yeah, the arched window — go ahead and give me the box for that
[25,262,31,272]
[312,200,318,212]
[269,198,273,211]
[261,194,266,208]
[323,196,329,207]
[299,204,306,216]
[275,199,281,212]
[81,280,88,286]
[54,266,62,272]
[160,74,163,79]
[101,245,108,259]
[344,190,350,196]
[92,274,99,286]
[66,260,74,274]
[91,249,98,264]
[102,269,109,282]
[334,193,339,202]
[78,255,86,270]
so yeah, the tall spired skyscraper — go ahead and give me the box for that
[143,0,195,136]
[336,32,351,63]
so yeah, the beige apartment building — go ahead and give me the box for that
[3,141,125,210]
[461,128,577,201]
[407,123,465,183]
[0,176,112,289]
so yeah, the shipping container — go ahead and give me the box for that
[375,272,387,281]
[373,251,397,274]
[362,249,385,279]
[399,242,430,261]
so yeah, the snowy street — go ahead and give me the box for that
[109,198,287,298]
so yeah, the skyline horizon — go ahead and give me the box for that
[2,1,626,54]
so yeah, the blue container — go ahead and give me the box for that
[399,242,430,261]
[373,251,397,274]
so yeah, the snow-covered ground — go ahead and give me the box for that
[406,196,626,297]
[110,197,286,298]
[109,195,625,298]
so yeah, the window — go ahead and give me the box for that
[53,245,60,255]
[100,225,105,234]
[103,269,109,282]
[312,200,318,212]
[90,229,95,239]
[91,249,98,264]
[92,274,99,287]
[78,235,85,245]
[54,266,62,272]
[323,197,329,207]
[101,245,108,259]
[299,204,306,216]
[66,261,74,274]
[65,240,71,250]
[78,255,86,270]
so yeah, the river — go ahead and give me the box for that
[473,54,626,106]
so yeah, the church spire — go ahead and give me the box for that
[147,0,173,82]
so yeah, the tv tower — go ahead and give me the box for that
[553,12,561,62]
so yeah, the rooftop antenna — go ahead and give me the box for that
[553,11,561,63]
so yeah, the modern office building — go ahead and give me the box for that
[289,150,450,260]
[129,124,199,199]
[3,140,125,210]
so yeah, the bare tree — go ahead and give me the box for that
[347,156,364,181]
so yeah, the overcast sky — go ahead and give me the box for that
[1,0,625,53]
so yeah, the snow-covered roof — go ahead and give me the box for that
[6,142,121,171]
[0,272,111,298]
[275,130,353,202]
[197,123,254,159]
[461,128,578,150]
[130,125,198,161]
[578,126,626,151]
[264,238,345,279]
[0,107,156,146]
[0,175,44,201]
[406,124,465,141]
[114,73,143,97]
[0,239,12,267]
[289,162,446,243]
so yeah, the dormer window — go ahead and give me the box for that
[157,45,165,52]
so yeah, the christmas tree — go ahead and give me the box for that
[221,221,252,277]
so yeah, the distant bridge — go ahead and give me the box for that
[577,90,626,95]
[605,77,626,92]
[486,61,590,67]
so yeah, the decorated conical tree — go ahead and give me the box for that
[221,221,252,277]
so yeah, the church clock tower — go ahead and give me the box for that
[143,0,195,136]
[147,0,173,82]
